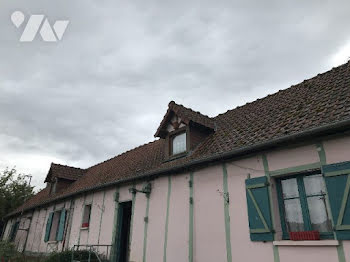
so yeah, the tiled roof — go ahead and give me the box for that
[11,61,350,216]
[193,62,350,158]
[154,101,215,138]
[44,163,85,182]
[15,188,50,214]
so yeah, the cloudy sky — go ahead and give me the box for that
[1,0,350,189]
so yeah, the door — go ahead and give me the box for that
[115,201,132,262]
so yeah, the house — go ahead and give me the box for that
[2,61,350,262]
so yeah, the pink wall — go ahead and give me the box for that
[25,210,38,252]
[267,144,319,171]
[69,195,85,247]
[119,183,133,202]
[278,246,338,262]
[193,165,227,262]
[32,209,47,252]
[166,173,189,262]
[87,191,104,246]
[323,136,350,164]
[60,200,73,251]
[145,176,168,262]
[235,156,266,179]
[15,214,31,252]
[7,134,350,262]
[343,241,350,262]
[98,188,116,247]
[226,157,275,262]
[129,182,148,262]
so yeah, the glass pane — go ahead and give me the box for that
[307,196,332,232]
[281,178,299,199]
[172,133,186,155]
[284,198,304,232]
[303,174,326,196]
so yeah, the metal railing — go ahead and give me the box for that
[71,244,112,262]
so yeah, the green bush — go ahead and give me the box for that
[0,241,20,261]
[43,250,101,262]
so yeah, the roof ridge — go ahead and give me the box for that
[214,60,350,119]
[170,101,213,119]
[51,162,86,170]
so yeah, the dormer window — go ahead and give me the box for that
[154,101,215,161]
[49,178,57,195]
[44,163,86,194]
[171,132,187,155]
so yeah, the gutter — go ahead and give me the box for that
[8,117,350,217]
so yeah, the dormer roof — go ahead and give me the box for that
[154,101,215,138]
[44,163,86,182]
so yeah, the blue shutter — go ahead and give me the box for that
[44,212,54,242]
[56,209,66,241]
[323,161,350,240]
[9,221,19,242]
[245,176,273,241]
[9,223,15,241]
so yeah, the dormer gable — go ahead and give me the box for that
[155,101,215,160]
[44,163,85,195]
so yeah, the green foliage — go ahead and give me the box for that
[0,167,35,234]
[0,241,20,260]
[44,250,101,262]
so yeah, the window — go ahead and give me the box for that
[171,132,187,155]
[49,178,57,195]
[82,204,91,228]
[246,161,350,242]
[51,181,57,194]
[277,173,333,239]
[49,211,61,241]
[44,209,66,242]
[9,221,19,242]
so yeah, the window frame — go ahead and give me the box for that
[169,129,188,157]
[276,170,334,240]
[81,204,92,229]
[49,210,61,241]
[9,221,19,242]
[46,209,64,242]
[49,178,57,195]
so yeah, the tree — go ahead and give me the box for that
[0,167,35,238]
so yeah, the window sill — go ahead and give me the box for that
[80,227,89,230]
[273,240,339,246]
[47,241,58,244]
